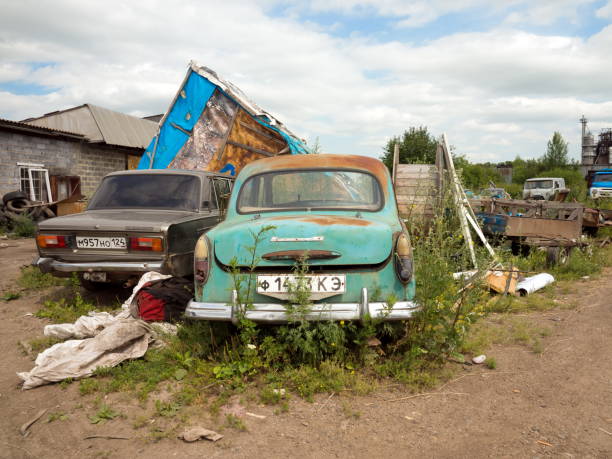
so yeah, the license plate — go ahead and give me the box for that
[76,236,127,249]
[257,274,346,295]
[82,272,107,282]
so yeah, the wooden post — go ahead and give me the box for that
[392,143,399,185]
[441,134,497,266]
[441,134,478,268]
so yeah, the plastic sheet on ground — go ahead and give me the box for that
[18,320,151,390]
[19,272,178,389]
[42,271,171,341]
[44,312,117,340]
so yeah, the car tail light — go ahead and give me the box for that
[395,233,413,283]
[36,235,67,248]
[194,236,211,286]
[130,237,163,251]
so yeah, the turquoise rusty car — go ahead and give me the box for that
[185,154,417,323]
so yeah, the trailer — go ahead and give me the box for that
[469,198,586,265]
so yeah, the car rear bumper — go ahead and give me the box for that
[185,288,419,323]
[36,257,163,274]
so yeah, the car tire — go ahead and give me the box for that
[3,190,28,205]
[6,198,31,213]
[546,246,571,267]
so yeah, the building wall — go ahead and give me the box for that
[0,130,135,199]
[75,145,127,196]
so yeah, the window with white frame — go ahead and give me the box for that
[18,163,52,202]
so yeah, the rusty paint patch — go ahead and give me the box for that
[266,215,373,226]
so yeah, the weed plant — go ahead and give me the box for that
[11,215,36,237]
[18,266,68,290]
[36,275,109,323]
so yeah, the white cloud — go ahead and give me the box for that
[596,1,612,18]
[0,0,611,163]
[287,0,599,28]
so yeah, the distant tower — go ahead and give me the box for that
[580,115,596,166]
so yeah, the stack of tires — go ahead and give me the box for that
[1,191,55,226]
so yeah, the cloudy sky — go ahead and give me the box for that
[2,0,612,162]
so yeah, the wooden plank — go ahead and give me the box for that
[396,195,434,204]
[395,178,437,187]
[395,172,437,182]
[396,164,436,173]
[395,185,437,193]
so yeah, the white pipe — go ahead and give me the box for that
[516,273,555,296]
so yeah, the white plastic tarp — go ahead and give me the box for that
[18,320,151,390]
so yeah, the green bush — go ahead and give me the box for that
[12,215,36,237]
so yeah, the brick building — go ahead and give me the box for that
[0,104,157,201]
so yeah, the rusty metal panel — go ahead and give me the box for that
[505,216,581,240]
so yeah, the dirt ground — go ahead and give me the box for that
[1,238,611,458]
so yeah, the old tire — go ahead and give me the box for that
[6,198,31,213]
[3,190,28,205]
[546,247,571,267]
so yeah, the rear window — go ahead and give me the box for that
[88,174,200,211]
[237,169,382,213]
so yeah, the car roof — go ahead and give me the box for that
[106,169,233,179]
[240,154,389,185]
[526,177,561,181]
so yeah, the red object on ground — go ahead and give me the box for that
[137,286,165,322]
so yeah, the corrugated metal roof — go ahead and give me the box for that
[0,117,85,139]
[23,104,157,149]
[87,104,157,149]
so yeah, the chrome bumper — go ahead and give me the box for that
[592,189,612,198]
[185,288,419,323]
[36,257,163,273]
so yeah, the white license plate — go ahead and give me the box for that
[76,236,127,249]
[257,274,346,295]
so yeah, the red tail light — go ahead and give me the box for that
[130,237,163,251]
[37,235,67,248]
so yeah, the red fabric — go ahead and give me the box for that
[137,290,165,321]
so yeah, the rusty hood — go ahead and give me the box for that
[212,214,394,267]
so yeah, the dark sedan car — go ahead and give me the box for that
[35,169,232,290]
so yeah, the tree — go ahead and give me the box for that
[511,155,544,184]
[380,126,437,171]
[542,132,569,169]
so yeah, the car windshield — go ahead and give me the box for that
[88,174,200,211]
[237,170,382,213]
[594,173,612,183]
[525,180,553,189]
